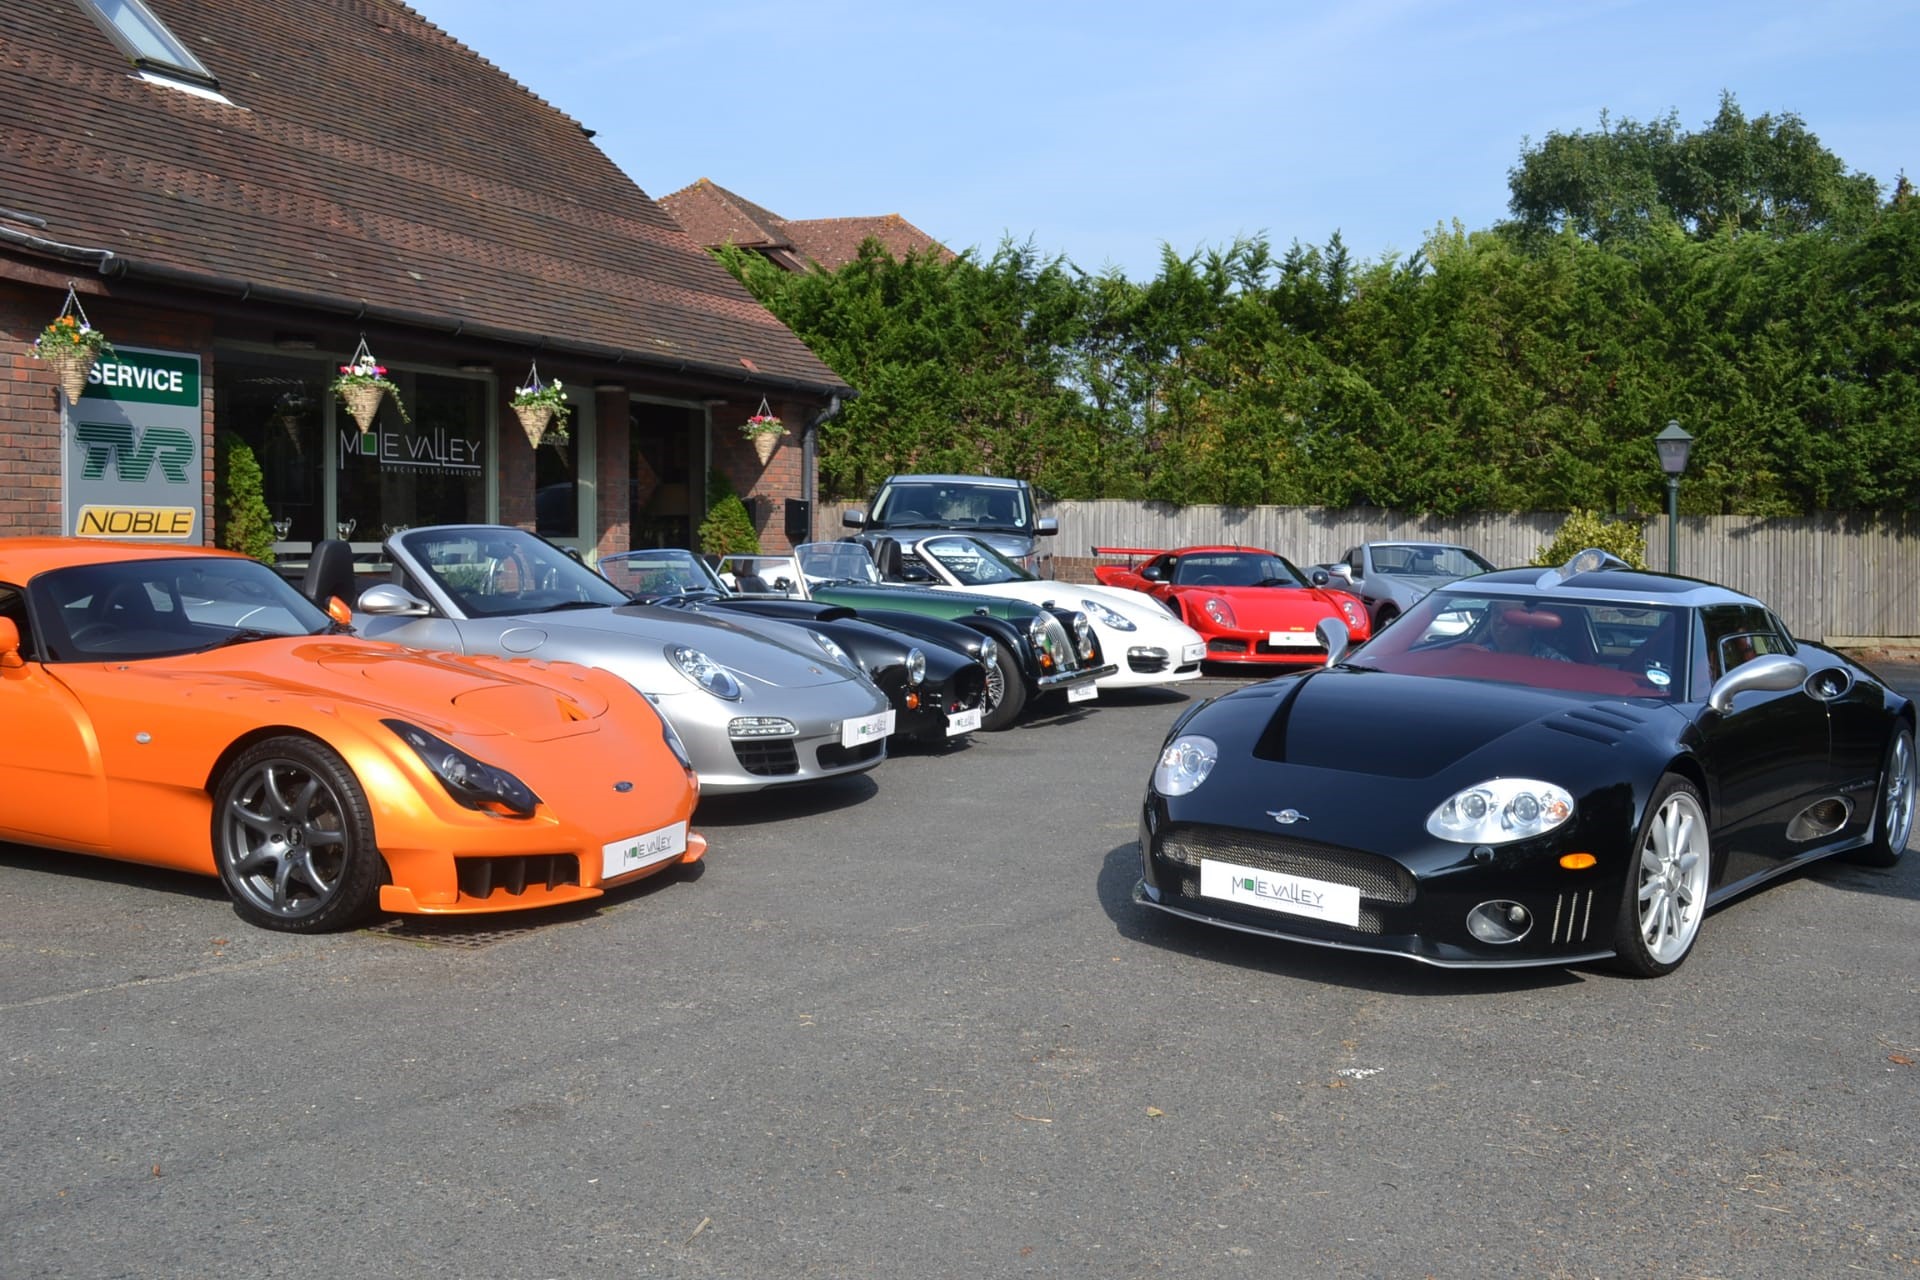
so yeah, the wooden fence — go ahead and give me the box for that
[814,501,1920,642]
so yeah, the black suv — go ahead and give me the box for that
[842,474,1057,574]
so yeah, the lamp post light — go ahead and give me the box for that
[1655,420,1694,572]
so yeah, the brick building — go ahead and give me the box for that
[660,178,952,273]
[0,0,850,559]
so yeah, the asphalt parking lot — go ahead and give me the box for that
[3,669,1917,1280]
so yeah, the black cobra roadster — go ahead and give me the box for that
[1136,551,1915,976]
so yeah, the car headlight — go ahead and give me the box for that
[1153,734,1218,797]
[905,646,927,685]
[1082,598,1136,632]
[1427,779,1574,844]
[1203,596,1237,628]
[383,719,539,817]
[1338,597,1365,629]
[976,636,999,670]
[669,645,742,700]
[808,629,854,671]
[1070,611,1096,660]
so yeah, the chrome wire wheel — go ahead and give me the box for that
[1636,788,1710,968]
[982,654,1006,712]
[214,736,382,931]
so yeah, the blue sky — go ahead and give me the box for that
[406,0,1919,282]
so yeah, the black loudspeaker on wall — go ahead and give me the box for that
[784,498,812,544]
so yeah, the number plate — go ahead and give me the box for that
[1268,630,1319,647]
[602,821,688,881]
[1067,681,1099,702]
[841,709,896,747]
[1199,858,1361,927]
[1181,642,1207,664]
[946,706,982,736]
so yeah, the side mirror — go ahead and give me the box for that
[842,510,867,529]
[1035,517,1059,536]
[1330,564,1355,583]
[1316,616,1350,668]
[1310,568,1331,586]
[1707,653,1809,714]
[0,616,22,668]
[356,584,433,618]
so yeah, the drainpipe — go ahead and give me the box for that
[803,393,843,542]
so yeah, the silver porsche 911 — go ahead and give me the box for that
[345,526,895,795]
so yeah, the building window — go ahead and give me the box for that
[337,372,490,539]
[215,357,327,544]
[76,0,221,92]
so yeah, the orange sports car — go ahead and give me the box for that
[0,538,706,931]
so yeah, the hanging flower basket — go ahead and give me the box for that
[331,336,409,430]
[340,382,387,431]
[513,402,556,448]
[741,399,786,465]
[30,283,114,406]
[510,363,571,448]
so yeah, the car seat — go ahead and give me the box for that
[870,537,905,582]
[302,539,359,607]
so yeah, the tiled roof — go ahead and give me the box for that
[0,0,849,394]
[784,215,951,271]
[660,180,951,272]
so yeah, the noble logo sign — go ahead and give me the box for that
[64,346,204,541]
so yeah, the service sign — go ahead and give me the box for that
[64,346,203,541]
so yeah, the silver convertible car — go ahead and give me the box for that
[331,526,895,795]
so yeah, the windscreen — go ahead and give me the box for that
[1353,589,1685,699]
[398,528,629,617]
[871,481,1029,531]
[32,556,330,661]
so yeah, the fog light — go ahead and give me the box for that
[1467,900,1533,944]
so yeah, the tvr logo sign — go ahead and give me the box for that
[73,422,197,484]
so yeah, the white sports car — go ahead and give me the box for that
[895,534,1207,690]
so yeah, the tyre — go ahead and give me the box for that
[1373,606,1398,631]
[979,642,1028,731]
[213,735,385,932]
[1611,775,1711,978]
[1849,724,1915,868]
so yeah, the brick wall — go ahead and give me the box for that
[713,396,806,553]
[1,281,213,539]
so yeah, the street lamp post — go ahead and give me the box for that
[1655,420,1694,572]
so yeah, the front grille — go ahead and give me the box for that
[1160,824,1416,936]
[455,854,580,900]
[1037,615,1078,670]
[817,740,885,770]
[734,739,800,776]
[1253,638,1325,658]
[1127,648,1170,674]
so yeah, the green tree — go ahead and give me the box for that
[217,432,276,564]
[697,469,760,557]
[1506,92,1882,244]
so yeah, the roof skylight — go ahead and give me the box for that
[77,0,220,92]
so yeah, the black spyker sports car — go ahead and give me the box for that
[1135,551,1916,976]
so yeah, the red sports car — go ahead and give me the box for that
[1093,545,1371,667]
